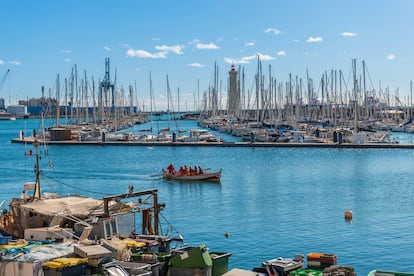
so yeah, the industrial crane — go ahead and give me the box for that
[0,69,10,94]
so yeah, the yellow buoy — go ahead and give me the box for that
[344,210,353,220]
[224,232,230,238]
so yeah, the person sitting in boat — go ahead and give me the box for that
[198,166,203,174]
[179,166,185,175]
[167,163,176,174]
[194,165,198,174]
[184,165,189,175]
[189,166,194,175]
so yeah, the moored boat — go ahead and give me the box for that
[368,270,414,276]
[161,165,222,182]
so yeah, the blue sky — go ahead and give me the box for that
[1,0,414,111]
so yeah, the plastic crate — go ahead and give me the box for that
[169,266,212,276]
[0,236,12,245]
[43,263,87,276]
[307,253,337,269]
[210,252,231,276]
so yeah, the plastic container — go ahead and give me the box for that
[43,257,88,269]
[0,236,12,245]
[169,245,212,269]
[307,252,337,269]
[210,252,231,276]
[135,238,159,252]
[43,258,88,276]
[137,234,173,252]
[129,262,161,276]
[262,255,304,276]
[131,252,159,263]
[103,261,151,275]
[169,266,212,276]
[290,269,323,276]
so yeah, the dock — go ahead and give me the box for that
[10,137,414,149]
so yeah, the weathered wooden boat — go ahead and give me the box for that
[0,139,165,240]
[162,168,222,182]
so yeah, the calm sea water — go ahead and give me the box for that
[1,118,414,275]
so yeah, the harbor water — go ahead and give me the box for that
[1,119,414,275]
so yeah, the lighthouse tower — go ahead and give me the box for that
[228,65,240,116]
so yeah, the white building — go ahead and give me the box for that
[7,104,28,116]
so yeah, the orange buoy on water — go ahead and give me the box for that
[344,210,353,220]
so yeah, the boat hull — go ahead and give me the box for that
[163,170,221,182]
[368,270,414,276]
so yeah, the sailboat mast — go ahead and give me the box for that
[32,140,41,200]
[56,74,60,127]
[353,59,359,133]
[166,75,171,129]
[149,72,153,132]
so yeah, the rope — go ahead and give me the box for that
[43,174,109,196]
[159,212,184,241]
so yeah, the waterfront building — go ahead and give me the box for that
[6,104,28,116]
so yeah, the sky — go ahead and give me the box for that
[1,0,414,111]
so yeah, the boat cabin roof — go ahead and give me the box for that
[20,196,104,217]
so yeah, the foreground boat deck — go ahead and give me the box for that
[11,137,414,148]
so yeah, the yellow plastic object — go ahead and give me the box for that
[43,257,88,268]
[0,239,28,250]
[126,240,146,248]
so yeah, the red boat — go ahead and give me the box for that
[162,167,222,182]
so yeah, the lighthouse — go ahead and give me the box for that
[228,65,240,116]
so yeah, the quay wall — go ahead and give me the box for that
[10,138,414,149]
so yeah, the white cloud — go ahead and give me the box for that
[196,43,219,50]
[104,46,111,51]
[265,28,283,35]
[224,54,260,64]
[64,58,71,62]
[224,57,247,64]
[307,36,323,43]
[0,59,4,65]
[9,60,21,65]
[257,52,275,61]
[245,42,255,47]
[387,53,395,60]
[277,50,286,56]
[126,49,167,59]
[341,32,357,37]
[188,63,204,67]
[155,45,184,55]
[59,50,72,53]
[225,53,275,63]
[293,39,300,43]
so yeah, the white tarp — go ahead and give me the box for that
[20,196,104,217]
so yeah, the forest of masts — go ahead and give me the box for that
[45,58,414,128]
[203,58,414,128]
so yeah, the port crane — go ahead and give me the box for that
[99,58,115,122]
[0,69,10,94]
